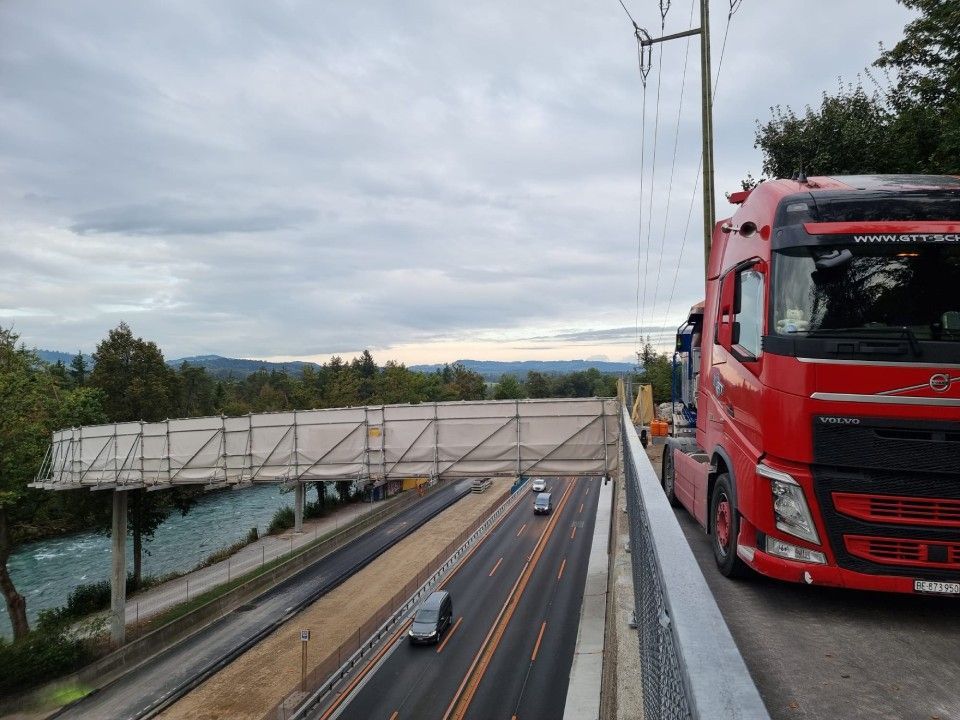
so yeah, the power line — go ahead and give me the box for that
[649,0,696,338]
[659,0,745,332]
[638,40,664,347]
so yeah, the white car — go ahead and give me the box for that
[531,478,547,493]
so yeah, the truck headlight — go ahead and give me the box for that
[756,463,820,545]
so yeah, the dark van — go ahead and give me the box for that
[408,590,453,645]
[533,492,552,515]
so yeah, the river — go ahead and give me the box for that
[1,484,311,639]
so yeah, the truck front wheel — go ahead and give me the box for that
[710,473,750,578]
[660,447,680,507]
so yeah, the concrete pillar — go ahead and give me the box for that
[294,482,304,533]
[110,489,128,646]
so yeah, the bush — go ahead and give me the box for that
[246,526,259,543]
[0,627,89,697]
[268,506,295,535]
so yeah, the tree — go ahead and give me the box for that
[90,323,172,423]
[637,351,673,405]
[69,353,88,387]
[0,328,54,640]
[524,371,551,399]
[89,323,194,586]
[754,2,959,177]
[493,374,525,400]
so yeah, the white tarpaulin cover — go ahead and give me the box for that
[33,398,620,490]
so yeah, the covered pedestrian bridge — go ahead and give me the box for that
[32,398,619,643]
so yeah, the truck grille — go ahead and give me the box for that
[832,492,960,528]
[812,415,960,581]
[845,535,960,570]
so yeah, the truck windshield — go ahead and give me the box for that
[772,244,960,341]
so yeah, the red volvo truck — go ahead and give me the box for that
[662,174,960,596]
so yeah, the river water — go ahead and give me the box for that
[1,484,308,639]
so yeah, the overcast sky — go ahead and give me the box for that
[0,1,915,365]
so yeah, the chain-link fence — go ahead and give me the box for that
[620,407,769,720]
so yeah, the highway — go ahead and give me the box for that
[57,480,474,720]
[648,444,960,720]
[321,475,602,720]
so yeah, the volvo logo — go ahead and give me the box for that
[818,417,860,425]
[929,373,951,393]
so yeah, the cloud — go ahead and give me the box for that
[0,0,916,361]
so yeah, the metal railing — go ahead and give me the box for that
[621,406,769,719]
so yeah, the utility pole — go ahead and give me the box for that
[699,0,715,277]
[634,0,715,275]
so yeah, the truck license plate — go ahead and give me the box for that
[914,580,960,595]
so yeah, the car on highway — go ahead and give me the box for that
[530,477,547,492]
[533,492,552,515]
[408,590,453,645]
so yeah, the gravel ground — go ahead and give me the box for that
[158,479,510,720]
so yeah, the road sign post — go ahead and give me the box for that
[300,629,310,692]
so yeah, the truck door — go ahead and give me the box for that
[713,261,766,474]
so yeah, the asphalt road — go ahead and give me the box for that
[673,490,960,720]
[59,480,473,720]
[327,475,601,720]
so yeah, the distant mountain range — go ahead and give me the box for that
[34,351,635,381]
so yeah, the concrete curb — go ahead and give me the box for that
[563,478,613,720]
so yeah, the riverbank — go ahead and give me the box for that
[2,484,316,637]
[120,498,383,628]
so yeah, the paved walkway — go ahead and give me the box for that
[563,478,613,720]
[124,501,384,625]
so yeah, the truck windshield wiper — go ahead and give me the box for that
[804,326,923,356]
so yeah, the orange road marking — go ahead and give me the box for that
[437,616,463,654]
[489,557,503,577]
[516,523,526,537]
[557,557,566,581]
[570,524,576,540]
[531,621,547,661]
[442,479,577,720]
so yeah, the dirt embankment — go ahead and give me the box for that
[160,479,510,720]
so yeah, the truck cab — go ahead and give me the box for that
[664,174,960,596]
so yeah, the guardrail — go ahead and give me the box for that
[620,406,769,719]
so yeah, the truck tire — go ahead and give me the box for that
[660,447,681,507]
[710,473,750,578]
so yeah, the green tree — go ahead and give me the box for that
[637,351,673,405]
[524,371,552,399]
[89,323,195,586]
[69,352,88,387]
[90,322,172,422]
[0,328,54,640]
[493,374,525,400]
[754,2,959,177]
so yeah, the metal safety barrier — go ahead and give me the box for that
[621,406,769,719]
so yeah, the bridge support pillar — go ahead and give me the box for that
[110,489,128,646]
[294,482,304,533]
